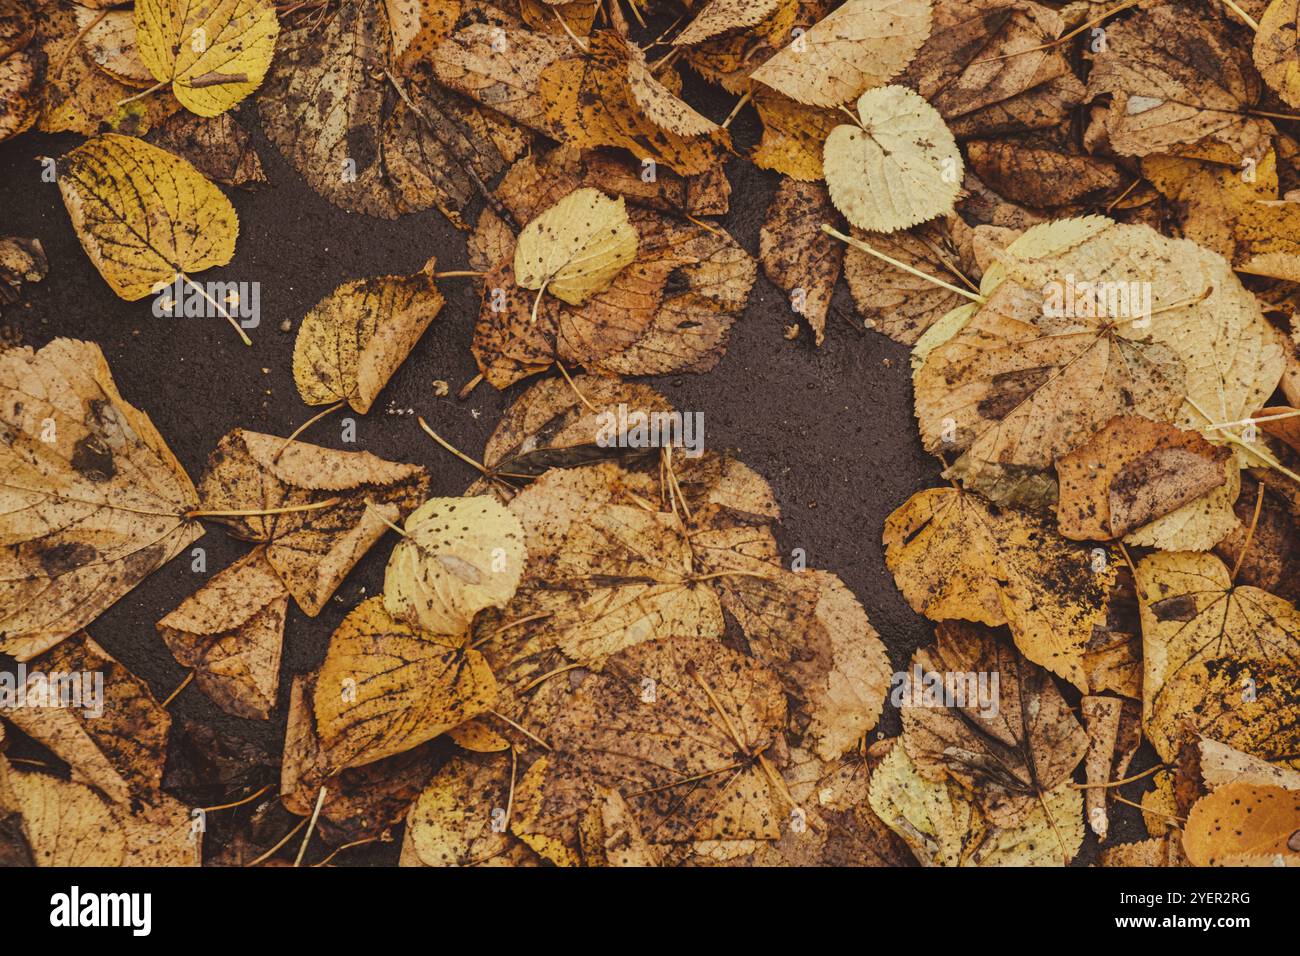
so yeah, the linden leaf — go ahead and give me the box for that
[293,259,445,413]
[0,339,202,661]
[383,495,526,636]
[513,187,638,307]
[56,134,238,302]
[312,597,497,771]
[1136,550,1300,767]
[883,486,1116,691]
[749,0,932,108]
[759,178,843,345]
[135,0,279,116]
[824,85,962,233]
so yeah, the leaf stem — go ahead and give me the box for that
[820,225,986,303]
[186,497,342,519]
[116,79,167,108]
[181,273,253,346]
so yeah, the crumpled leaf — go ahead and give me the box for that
[538,32,728,175]
[513,187,638,306]
[0,339,202,660]
[196,429,429,615]
[1183,783,1300,866]
[750,0,931,108]
[293,258,444,413]
[57,133,238,301]
[759,177,843,345]
[883,486,1116,691]
[156,547,290,720]
[868,738,1083,866]
[965,138,1121,208]
[512,635,788,858]
[917,217,1283,532]
[2,631,171,805]
[1056,416,1233,541]
[1079,694,1141,842]
[1085,4,1272,163]
[899,623,1088,827]
[0,235,46,309]
[313,597,496,771]
[1136,550,1300,767]
[383,495,525,635]
[824,85,963,233]
[135,0,279,116]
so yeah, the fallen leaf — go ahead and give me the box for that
[0,235,46,308]
[1183,783,1300,865]
[1079,694,1141,842]
[883,486,1116,691]
[1055,416,1233,540]
[383,495,526,635]
[750,0,931,108]
[824,85,963,233]
[513,187,638,307]
[196,429,429,615]
[156,548,290,720]
[1255,0,1300,108]
[145,110,268,187]
[759,178,843,345]
[313,597,496,770]
[751,88,840,180]
[0,339,202,660]
[135,0,279,115]
[293,258,445,413]
[1136,550,1300,767]
[57,133,238,301]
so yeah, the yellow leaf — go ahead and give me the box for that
[293,260,445,413]
[57,134,238,301]
[384,495,526,636]
[1184,783,1300,866]
[313,597,497,771]
[1255,0,1300,109]
[513,187,638,307]
[824,85,962,233]
[135,0,280,116]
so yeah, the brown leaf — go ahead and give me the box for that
[146,111,267,188]
[759,178,843,345]
[965,139,1121,208]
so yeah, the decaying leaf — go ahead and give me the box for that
[145,111,267,187]
[383,495,526,635]
[313,597,496,771]
[750,0,931,108]
[0,339,202,660]
[759,178,842,345]
[135,0,279,116]
[56,134,238,301]
[883,486,1115,691]
[196,429,429,615]
[899,623,1088,828]
[1256,0,1300,108]
[1136,550,1300,767]
[868,738,1083,866]
[293,258,445,413]
[824,85,963,233]
[156,548,290,720]
[0,235,46,309]
[2,631,171,804]
[751,88,840,181]
[1079,695,1142,842]
[1056,416,1233,541]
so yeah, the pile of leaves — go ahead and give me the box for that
[2,0,1300,867]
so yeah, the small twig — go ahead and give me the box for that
[554,360,596,412]
[488,709,552,751]
[293,785,328,867]
[274,402,343,461]
[117,78,167,108]
[200,784,273,814]
[160,671,194,708]
[721,90,752,129]
[246,818,308,866]
[1219,0,1260,30]
[181,274,253,345]
[1230,480,1266,583]
[1069,764,1165,790]
[313,836,381,867]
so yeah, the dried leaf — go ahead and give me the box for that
[513,187,638,306]
[1183,783,1300,865]
[759,178,842,345]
